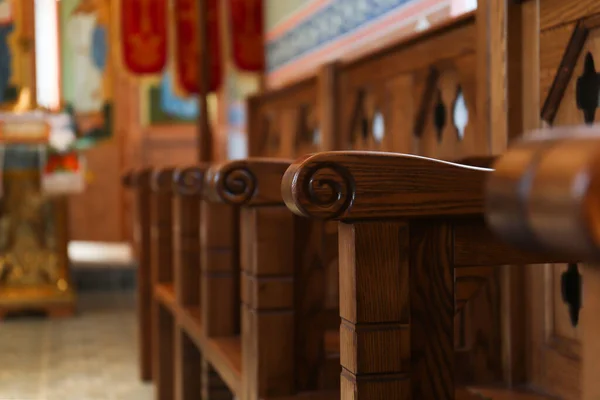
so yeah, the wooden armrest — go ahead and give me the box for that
[173,165,207,196]
[457,155,497,168]
[282,151,491,220]
[205,158,294,206]
[122,167,152,188]
[487,127,600,262]
[150,167,176,193]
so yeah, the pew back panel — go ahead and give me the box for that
[516,2,600,395]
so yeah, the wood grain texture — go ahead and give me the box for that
[155,305,176,400]
[409,221,455,400]
[487,130,600,261]
[122,168,153,381]
[173,167,205,308]
[205,159,293,206]
[282,151,490,220]
[200,200,240,337]
[202,358,234,400]
[240,207,296,400]
[540,0,600,31]
[175,329,202,400]
[338,222,410,399]
[151,168,175,285]
[247,77,319,158]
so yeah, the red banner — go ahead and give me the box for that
[228,0,264,72]
[173,0,222,94]
[120,0,168,75]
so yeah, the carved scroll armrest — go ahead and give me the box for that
[486,127,600,261]
[173,165,207,196]
[151,167,176,193]
[205,158,294,206]
[282,151,491,220]
[122,168,152,188]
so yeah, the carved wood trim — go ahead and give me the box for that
[414,68,440,138]
[541,14,600,125]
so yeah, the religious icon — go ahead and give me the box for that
[63,0,112,143]
[0,0,34,110]
[68,0,104,114]
[0,0,15,104]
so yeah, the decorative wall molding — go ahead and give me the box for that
[267,0,417,71]
[265,0,452,87]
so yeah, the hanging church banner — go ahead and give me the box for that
[173,0,221,94]
[228,0,264,72]
[120,0,167,75]
[61,0,113,146]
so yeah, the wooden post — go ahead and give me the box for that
[200,200,237,400]
[150,168,176,400]
[338,221,411,399]
[173,167,205,400]
[240,206,296,400]
[124,169,153,382]
[581,265,600,400]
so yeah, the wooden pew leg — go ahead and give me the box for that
[175,328,202,400]
[338,221,455,399]
[138,262,153,381]
[338,222,411,399]
[582,265,600,400]
[409,221,454,399]
[240,207,295,400]
[154,304,175,400]
[202,359,234,400]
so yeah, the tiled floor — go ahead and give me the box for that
[0,292,153,400]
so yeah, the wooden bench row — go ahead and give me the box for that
[120,0,600,398]
[122,129,600,400]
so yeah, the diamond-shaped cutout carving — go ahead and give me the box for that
[542,20,592,125]
[452,87,468,140]
[414,68,440,138]
[433,89,447,143]
[576,52,600,124]
[372,110,385,143]
[350,90,369,146]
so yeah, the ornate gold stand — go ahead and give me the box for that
[0,170,75,318]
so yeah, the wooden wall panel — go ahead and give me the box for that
[143,126,198,168]
[68,140,124,242]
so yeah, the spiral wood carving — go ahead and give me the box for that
[215,165,257,204]
[151,168,175,193]
[174,167,205,196]
[292,162,354,219]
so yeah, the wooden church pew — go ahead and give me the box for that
[149,168,177,399]
[171,166,206,400]
[281,151,571,399]
[122,168,153,382]
[486,129,600,400]
[130,1,506,397]
[168,8,502,400]
[204,159,339,400]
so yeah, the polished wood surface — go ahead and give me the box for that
[122,168,153,381]
[486,129,600,400]
[282,151,567,399]
[206,158,338,399]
